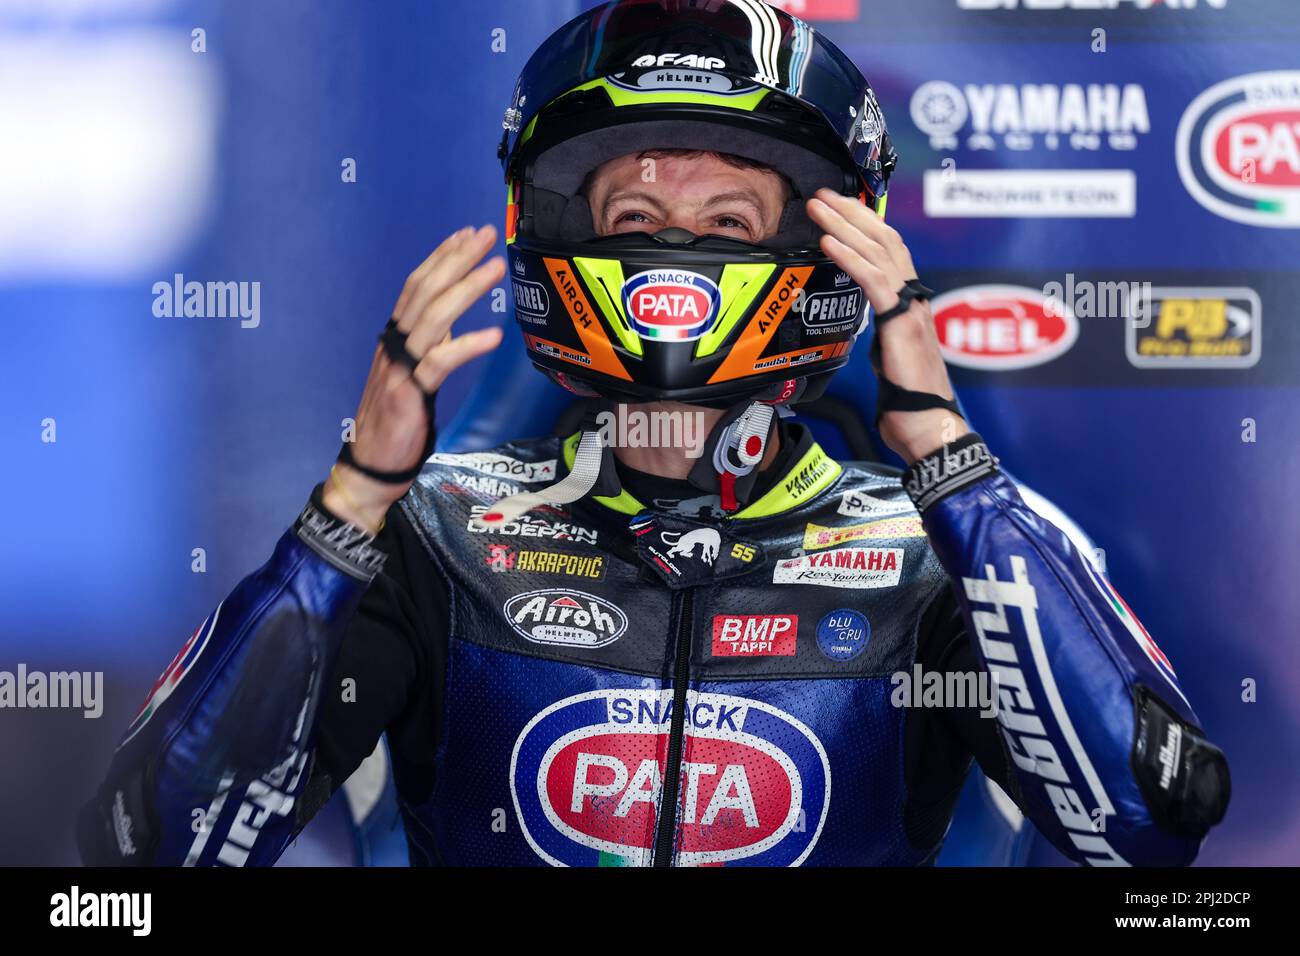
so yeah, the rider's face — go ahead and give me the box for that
[586,151,788,243]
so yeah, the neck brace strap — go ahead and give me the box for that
[471,399,780,529]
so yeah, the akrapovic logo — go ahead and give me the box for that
[503,589,627,648]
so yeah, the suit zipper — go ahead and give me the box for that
[653,586,694,867]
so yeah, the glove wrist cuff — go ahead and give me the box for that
[903,432,998,513]
[294,484,388,582]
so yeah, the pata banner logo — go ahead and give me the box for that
[1175,70,1300,228]
[510,689,831,866]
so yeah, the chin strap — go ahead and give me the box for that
[471,430,612,531]
[870,279,965,426]
[707,401,774,513]
[473,399,780,528]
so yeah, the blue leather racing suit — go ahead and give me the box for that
[78,427,1229,866]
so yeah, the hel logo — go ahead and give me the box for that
[1127,286,1260,369]
[510,689,831,866]
[120,606,221,748]
[930,285,1077,370]
[622,269,721,341]
[503,589,627,649]
[1176,71,1300,227]
[712,614,798,657]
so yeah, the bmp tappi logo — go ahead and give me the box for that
[930,285,1077,370]
[510,688,831,866]
[621,269,721,341]
[1176,71,1300,227]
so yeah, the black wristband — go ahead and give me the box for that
[872,278,935,326]
[903,432,999,513]
[294,483,388,582]
[336,318,439,484]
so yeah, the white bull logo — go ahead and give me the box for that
[660,528,721,565]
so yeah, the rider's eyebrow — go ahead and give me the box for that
[601,190,669,214]
[699,190,765,213]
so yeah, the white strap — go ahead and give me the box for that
[471,430,605,530]
[712,401,774,476]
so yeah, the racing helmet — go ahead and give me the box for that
[499,0,896,407]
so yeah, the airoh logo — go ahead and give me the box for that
[1175,70,1300,227]
[510,688,831,866]
[622,269,720,341]
[503,589,627,649]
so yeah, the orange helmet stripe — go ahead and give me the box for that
[542,257,632,381]
[706,266,814,384]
